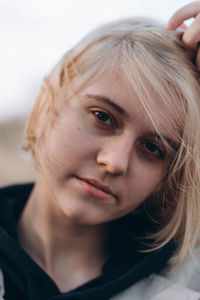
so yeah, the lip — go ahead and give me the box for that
[76,176,115,200]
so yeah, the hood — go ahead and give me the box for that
[0,184,174,300]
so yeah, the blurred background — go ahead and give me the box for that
[0,0,193,186]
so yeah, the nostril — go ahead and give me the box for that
[96,136,133,175]
[97,155,128,176]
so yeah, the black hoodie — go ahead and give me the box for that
[0,184,174,300]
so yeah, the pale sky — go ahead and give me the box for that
[0,0,192,120]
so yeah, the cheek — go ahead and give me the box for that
[127,163,166,200]
[43,120,99,171]
[119,172,164,216]
[49,129,84,162]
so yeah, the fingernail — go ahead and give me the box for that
[178,24,186,30]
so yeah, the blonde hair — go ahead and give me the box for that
[24,18,200,268]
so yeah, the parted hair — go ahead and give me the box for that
[24,17,200,268]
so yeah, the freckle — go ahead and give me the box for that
[76,127,80,131]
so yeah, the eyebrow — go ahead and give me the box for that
[151,132,179,151]
[86,93,179,150]
[86,94,129,119]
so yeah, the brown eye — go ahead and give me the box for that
[92,110,115,127]
[142,142,164,159]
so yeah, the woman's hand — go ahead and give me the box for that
[166,1,200,69]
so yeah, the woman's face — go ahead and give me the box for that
[39,76,176,226]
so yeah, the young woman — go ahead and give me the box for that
[0,2,200,300]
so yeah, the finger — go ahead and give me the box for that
[166,1,200,30]
[178,23,188,30]
[182,13,200,49]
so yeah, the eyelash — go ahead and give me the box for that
[140,141,165,160]
[91,110,117,128]
[91,110,165,160]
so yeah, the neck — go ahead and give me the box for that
[17,178,110,290]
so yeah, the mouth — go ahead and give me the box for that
[76,176,115,200]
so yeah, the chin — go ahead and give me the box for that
[60,203,101,226]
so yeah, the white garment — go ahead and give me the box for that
[111,252,200,300]
[0,270,5,300]
[111,274,200,300]
[1,252,200,300]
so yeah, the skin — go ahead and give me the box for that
[18,75,177,292]
[15,2,200,293]
[166,1,200,69]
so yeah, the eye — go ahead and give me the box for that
[92,110,116,127]
[142,141,165,160]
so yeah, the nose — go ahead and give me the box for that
[96,134,133,176]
